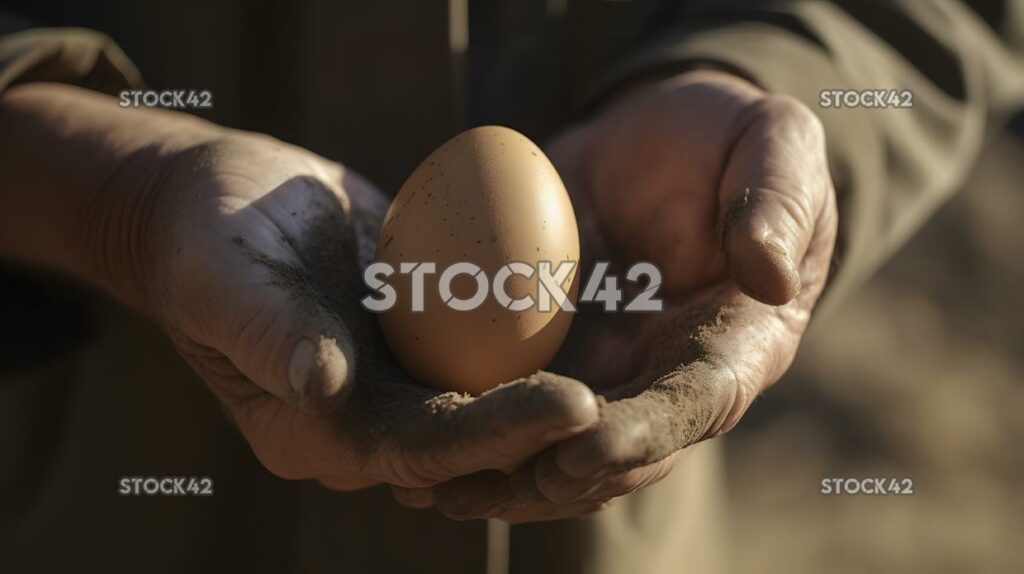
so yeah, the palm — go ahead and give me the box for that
[388,71,838,522]
[152,134,602,496]
[547,76,763,389]
[545,70,836,437]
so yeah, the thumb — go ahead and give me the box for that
[167,209,360,414]
[201,238,358,413]
[718,95,829,306]
[248,301,356,414]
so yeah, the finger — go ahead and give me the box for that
[173,176,361,413]
[226,365,598,488]
[390,484,436,509]
[372,371,600,487]
[512,446,604,504]
[414,458,595,519]
[576,453,680,501]
[495,499,611,524]
[318,475,378,492]
[422,454,679,520]
[411,466,542,521]
[553,363,734,480]
[718,95,830,305]
[548,290,776,482]
[430,471,514,520]
[510,446,676,504]
[421,469,612,522]
[214,239,357,413]
[426,449,606,510]
[402,468,596,522]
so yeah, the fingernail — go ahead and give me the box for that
[392,486,435,508]
[764,234,801,298]
[763,234,786,255]
[288,337,352,406]
[288,339,317,399]
[764,234,794,268]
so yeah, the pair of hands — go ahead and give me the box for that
[88,70,837,522]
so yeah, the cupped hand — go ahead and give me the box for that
[125,129,599,491]
[394,70,838,521]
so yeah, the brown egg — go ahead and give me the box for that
[375,126,579,395]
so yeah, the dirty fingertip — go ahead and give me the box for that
[727,229,802,305]
[288,336,354,411]
[529,372,601,439]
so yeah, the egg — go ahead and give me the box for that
[375,125,579,395]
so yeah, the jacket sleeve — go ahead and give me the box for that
[588,0,1024,306]
[0,23,143,373]
[0,26,142,96]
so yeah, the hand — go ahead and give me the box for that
[394,70,838,521]
[146,131,607,491]
[0,83,599,492]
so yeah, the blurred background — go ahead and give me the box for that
[726,121,1024,573]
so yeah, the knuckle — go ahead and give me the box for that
[764,94,826,146]
[761,93,816,122]
[747,93,826,153]
[384,448,446,488]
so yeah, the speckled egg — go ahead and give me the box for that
[375,126,579,394]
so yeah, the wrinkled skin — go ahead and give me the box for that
[133,132,601,493]
[390,70,838,522]
[51,68,835,522]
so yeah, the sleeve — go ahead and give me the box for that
[586,0,1024,307]
[0,26,143,96]
[0,23,143,372]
